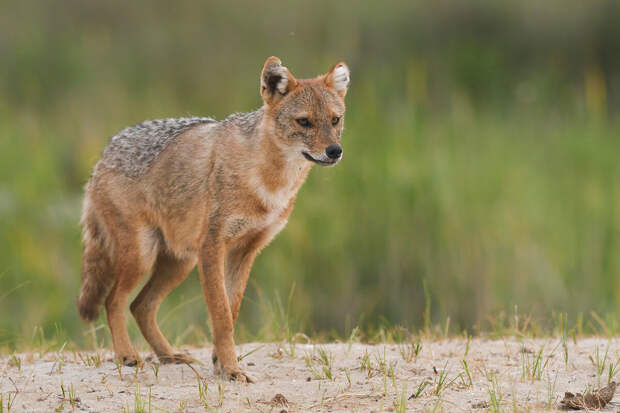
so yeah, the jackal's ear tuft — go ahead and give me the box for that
[261,56,297,104]
[325,62,350,98]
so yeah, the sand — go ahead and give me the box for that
[2,338,620,412]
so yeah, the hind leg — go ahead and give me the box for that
[131,252,196,364]
[105,230,156,366]
[106,266,144,365]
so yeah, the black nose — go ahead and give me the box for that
[326,144,343,159]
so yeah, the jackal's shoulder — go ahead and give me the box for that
[100,116,215,178]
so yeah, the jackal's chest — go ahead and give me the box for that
[222,166,303,241]
[224,210,288,241]
[224,183,296,241]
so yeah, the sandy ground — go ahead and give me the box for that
[2,338,620,412]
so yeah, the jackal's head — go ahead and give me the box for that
[260,56,349,167]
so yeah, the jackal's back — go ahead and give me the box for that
[99,117,215,178]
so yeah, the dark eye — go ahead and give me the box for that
[296,118,311,128]
[332,116,340,126]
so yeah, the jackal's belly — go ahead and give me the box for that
[156,215,205,260]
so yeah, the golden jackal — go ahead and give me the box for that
[78,57,350,381]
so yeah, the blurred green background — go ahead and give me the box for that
[1,0,620,349]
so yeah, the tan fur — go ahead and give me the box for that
[78,57,349,381]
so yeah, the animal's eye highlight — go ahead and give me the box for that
[296,118,311,128]
[331,116,340,126]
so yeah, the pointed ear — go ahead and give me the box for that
[260,56,297,104]
[324,62,350,98]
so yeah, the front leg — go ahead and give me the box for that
[199,237,253,383]
[226,245,260,324]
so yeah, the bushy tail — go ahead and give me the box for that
[77,208,114,322]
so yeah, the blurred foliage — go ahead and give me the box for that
[1,0,620,348]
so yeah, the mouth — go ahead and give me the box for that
[302,152,339,166]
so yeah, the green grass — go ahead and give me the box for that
[1,0,620,350]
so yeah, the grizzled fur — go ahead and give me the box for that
[218,108,264,137]
[100,117,214,177]
[78,57,350,382]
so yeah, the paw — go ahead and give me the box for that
[159,353,194,364]
[117,354,141,367]
[212,353,255,383]
[227,369,255,383]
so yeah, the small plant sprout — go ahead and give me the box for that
[478,364,495,383]
[520,342,557,382]
[52,341,68,375]
[237,344,265,362]
[434,362,462,396]
[88,353,102,367]
[608,357,620,383]
[303,347,335,381]
[133,384,151,413]
[383,373,390,397]
[464,332,471,357]
[151,362,160,381]
[360,350,375,378]
[114,358,124,381]
[347,326,360,354]
[409,380,430,399]
[588,343,620,387]
[374,347,389,376]
[8,355,21,372]
[217,381,225,407]
[487,373,503,413]
[1,392,18,413]
[60,381,79,411]
[282,340,296,358]
[545,373,558,409]
[303,351,322,380]
[196,377,209,409]
[461,360,473,388]
[76,352,86,366]
[317,347,334,381]
[589,343,611,387]
[393,383,407,413]
[68,384,78,410]
[399,339,422,363]
[344,367,352,389]
[389,361,398,389]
